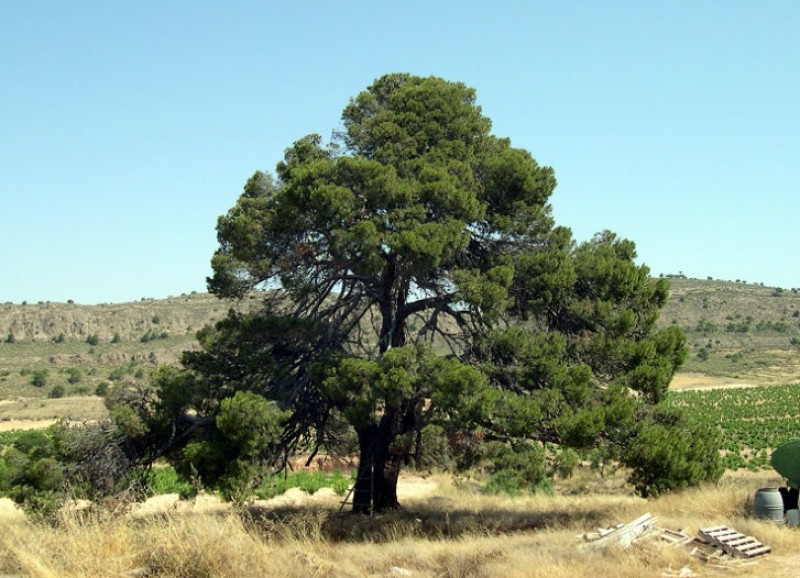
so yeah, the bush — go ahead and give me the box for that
[5,332,15,344]
[481,442,548,496]
[552,447,580,479]
[255,470,352,500]
[95,382,110,397]
[30,369,49,388]
[86,334,100,346]
[53,333,66,343]
[47,385,66,399]
[622,408,723,498]
[145,466,194,497]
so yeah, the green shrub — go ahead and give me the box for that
[622,408,723,498]
[481,442,548,496]
[30,369,49,388]
[86,334,100,346]
[255,470,353,500]
[108,366,127,381]
[146,466,194,497]
[47,385,66,399]
[552,447,580,479]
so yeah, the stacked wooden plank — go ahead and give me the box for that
[696,526,772,559]
[581,513,658,548]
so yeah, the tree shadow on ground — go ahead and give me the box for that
[241,499,613,543]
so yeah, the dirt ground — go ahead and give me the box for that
[0,419,59,432]
[669,373,760,391]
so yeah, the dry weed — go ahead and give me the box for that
[1,473,799,578]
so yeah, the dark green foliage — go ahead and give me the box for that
[53,333,66,343]
[622,408,724,497]
[5,332,15,344]
[695,318,717,334]
[107,366,127,381]
[48,384,66,398]
[114,73,712,509]
[95,382,110,396]
[86,334,100,346]
[66,367,83,384]
[140,329,169,343]
[111,332,122,343]
[481,442,549,495]
[0,424,133,516]
[30,369,48,388]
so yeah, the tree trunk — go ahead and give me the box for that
[352,422,402,514]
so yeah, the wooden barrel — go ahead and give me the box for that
[754,488,784,521]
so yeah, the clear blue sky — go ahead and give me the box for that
[2,1,798,304]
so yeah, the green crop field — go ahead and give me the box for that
[666,383,800,471]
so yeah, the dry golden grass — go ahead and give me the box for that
[2,472,799,578]
[0,396,108,423]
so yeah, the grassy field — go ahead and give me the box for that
[0,396,107,429]
[1,471,798,578]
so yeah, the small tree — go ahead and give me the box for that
[5,333,15,344]
[86,334,100,346]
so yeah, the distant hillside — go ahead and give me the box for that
[658,278,800,383]
[0,293,259,400]
[1,279,799,402]
[0,293,260,344]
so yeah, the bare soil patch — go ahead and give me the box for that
[0,418,60,432]
[670,372,760,391]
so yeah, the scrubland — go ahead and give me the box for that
[1,471,798,578]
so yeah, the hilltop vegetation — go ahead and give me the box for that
[658,278,800,383]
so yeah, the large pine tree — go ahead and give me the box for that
[133,74,719,511]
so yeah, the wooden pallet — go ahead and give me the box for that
[697,526,771,558]
[651,528,693,547]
